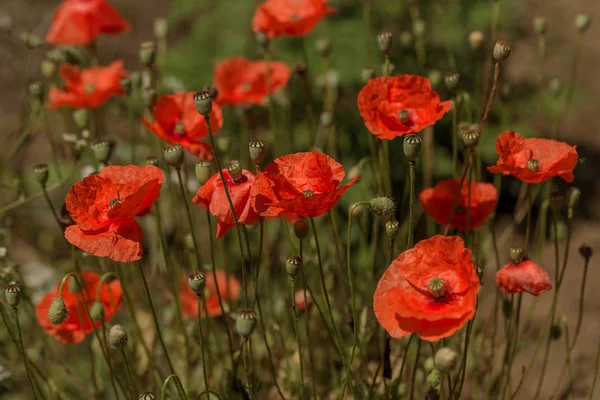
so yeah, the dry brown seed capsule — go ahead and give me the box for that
[493,41,512,62]
[163,144,184,168]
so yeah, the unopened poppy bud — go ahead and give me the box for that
[48,298,68,325]
[550,322,562,340]
[461,130,479,149]
[91,140,114,164]
[386,220,400,239]
[236,309,258,337]
[90,302,105,321]
[579,244,592,260]
[145,155,159,167]
[163,144,184,168]
[444,72,460,92]
[413,20,426,38]
[493,41,512,62]
[549,192,563,212]
[533,17,548,35]
[249,139,266,165]
[34,164,49,186]
[527,159,539,172]
[109,324,128,349]
[403,134,422,162]
[423,357,435,373]
[139,393,156,400]
[362,67,376,83]
[5,282,21,309]
[294,219,309,240]
[509,246,524,263]
[315,37,332,58]
[201,84,219,100]
[469,31,484,51]
[255,31,269,48]
[227,160,243,183]
[377,31,393,54]
[194,91,212,116]
[565,187,581,211]
[139,41,156,67]
[575,14,591,32]
[434,347,458,372]
[142,88,156,108]
[41,58,57,78]
[428,70,442,88]
[286,256,302,277]
[195,160,212,185]
[188,271,206,296]
[369,196,396,218]
[428,278,445,298]
[427,369,442,388]
[154,17,168,40]
[399,31,413,48]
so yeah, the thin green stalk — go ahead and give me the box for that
[443,153,472,235]
[298,69,316,147]
[569,254,589,351]
[299,239,317,399]
[264,43,276,144]
[290,276,305,399]
[175,168,202,267]
[451,97,458,178]
[13,308,39,400]
[101,317,121,400]
[589,337,600,400]
[524,185,533,254]
[555,32,584,137]
[480,0,501,111]
[242,340,255,400]
[161,374,189,400]
[196,296,211,395]
[409,338,422,400]
[42,110,62,180]
[382,141,392,196]
[41,185,64,236]
[127,97,137,164]
[399,334,416,380]
[120,349,137,400]
[407,162,416,248]
[453,317,476,399]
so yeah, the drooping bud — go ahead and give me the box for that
[195,160,212,185]
[286,256,302,277]
[575,14,591,33]
[236,309,258,337]
[154,17,168,40]
[549,192,564,212]
[48,298,68,325]
[434,347,458,372]
[34,164,49,186]
[533,17,548,35]
[362,67,375,83]
[579,244,592,260]
[369,196,396,218]
[444,72,460,92]
[193,91,212,116]
[188,271,206,296]
[315,37,332,58]
[403,134,422,162]
[139,41,156,67]
[527,159,539,172]
[90,302,105,321]
[377,31,393,54]
[510,247,524,263]
[249,139,266,166]
[385,220,400,239]
[5,282,21,309]
[145,155,159,167]
[227,160,243,183]
[109,324,129,350]
[294,219,309,240]
[91,140,115,164]
[163,144,184,168]
[428,278,445,298]
[493,41,512,62]
[468,31,484,51]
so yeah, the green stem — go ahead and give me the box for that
[120,349,137,400]
[299,239,317,399]
[41,185,64,236]
[242,340,255,400]
[569,254,589,351]
[407,162,416,248]
[555,32,584,137]
[451,97,458,178]
[524,185,533,254]
[161,374,188,400]
[589,337,600,400]
[196,296,211,395]
[443,153,472,235]
[175,168,202,267]
[43,110,62,180]
[409,338,422,400]
[291,276,305,399]
[102,317,121,400]
[13,309,39,400]
[453,317,475,399]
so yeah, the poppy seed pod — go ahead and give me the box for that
[154,17,168,39]
[403,134,422,162]
[377,31,393,54]
[91,140,114,164]
[139,393,156,400]
[427,369,442,388]
[139,41,156,67]
[109,324,128,350]
[188,271,206,296]
[428,277,445,298]
[90,302,106,321]
[34,164,49,186]
[549,192,564,212]
[362,67,376,83]
[5,282,21,309]
[434,347,458,372]
[28,81,43,99]
[493,41,512,62]
[369,196,396,218]
[579,244,592,260]
[315,37,332,58]
[575,14,591,32]
[194,91,212,116]
[227,160,243,183]
[386,220,400,239]
[163,144,184,168]
[72,109,89,129]
[286,256,302,277]
[145,155,159,167]
[461,130,479,149]
[527,159,539,172]
[533,17,548,35]
[48,298,68,325]
[510,247,524,263]
[236,309,258,337]
[468,31,484,51]
[249,139,266,166]
[444,72,460,92]
[294,219,309,240]
[195,160,212,185]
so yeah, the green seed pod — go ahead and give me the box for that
[510,247,524,263]
[139,41,156,67]
[255,31,269,49]
[286,256,302,277]
[493,41,512,62]
[461,130,480,149]
[377,31,393,54]
[315,37,332,58]
[385,220,400,239]
[236,309,258,337]
[41,58,57,78]
[294,219,309,240]
[91,140,115,164]
[163,144,184,168]
[527,159,539,172]
[130,71,142,89]
[34,163,49,186]
[109,324,129,350]
[194,91,212,116]
[227,160,243,183]
[369,196,396,218]
[382,61,394,76]
[145,156,159,167]
[249,139,266,166]
[90,302,105,322]
[428,70,442,89]
[575,14,591,32]
[398,109,410,124]
[28,81,43,100]
[154,17,168,39]
[48,298,68,325]
[399,31,413,48]
[428,278,445,298]
[403,134,422,162]
[5,282,21,309]
[434,347,458,372]
[444,72,460,92]
[533,17,548,35]
[188,271,206,296]
[195,160,212,185]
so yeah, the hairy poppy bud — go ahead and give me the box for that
[403,134,422,162]
[575,14,591,32]
[469,31,484,51]
[163,144,184,168]
[188,271,206,296]
[369,196,396,218]
[377,31,393,54]
[195,160,212,185]
[386,220,400,239]
[549,192,563,212]
[227,160,243,183]
[444,72,460,92]
[139,393,156,400]
[91,140,114,164]
[434,347,458,372]
[510,247,524,263]
[315,37,332,58]
[145,156,159,167]
[139,41,156,67]
[427,369,442,388]
[579,244,592,260]
[236,309,258,337]
[527,159,539,172]
[109,324,128,349]
[48,298,68,325]
[194,91,212,116]
[34,164,49,186]
[5,282,21,309]
[90,302,105,322]
[294,219,309,240]
[533,17,548,35]
[154,17,168,40]
[249,139,266,166]
[362,67,376,83]
[286,256,302,277]
[493,41,512,62]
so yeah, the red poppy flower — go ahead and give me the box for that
[142,92,223,159]
[357,75,452,140]
[295,290,313,314]
[252,0,336,38]
[487,131,578,184]
[374,235,480,341]
[180,270,241,318]
[214,57,292,106]
[36,272,123,344]
[48,61,126,109]
[46,0,131,46]
[496,259,552,296]
[64,165,163,262]
[419,179,497,231]
[251,151,359,219]
[193,169,259,238]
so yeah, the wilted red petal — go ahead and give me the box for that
[180,270,241,318]
[252,0,336,38]
[496,259,552,296]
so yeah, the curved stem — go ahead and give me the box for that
[41,185,64,237]
[569,254,589,351]
[196,296,211,396]
[453,316,476,399]
[120,349,137,400]
[478,62,501,136]
[13,309,39,400]
[161,374,189,400]
[291,276,305,399]
[409,338,422,400]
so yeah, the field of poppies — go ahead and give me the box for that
[0,0,598,399]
